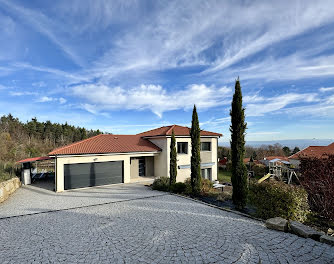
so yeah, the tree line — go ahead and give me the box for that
[218,144,300,161]
[0,114,102,163]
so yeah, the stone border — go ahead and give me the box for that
[0,177,21,203]
[265,217,334,247]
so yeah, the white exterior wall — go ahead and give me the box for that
[148,136,219,183]
[200,137,218,182]
[175,138,192,182]
[55,152,158,192]
[148,138,170,177]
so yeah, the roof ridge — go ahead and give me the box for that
[137,125,171,135]
[49,134,104,155]
[166,124,176,135]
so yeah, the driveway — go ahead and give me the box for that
[0,182,163,218]
[0,184,333,263]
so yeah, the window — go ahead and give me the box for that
[177,142,188,154]
[201,168,212,181]
[201,142,211,151]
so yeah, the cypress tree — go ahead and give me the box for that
[170,129,177,185]
[230,78,248,209]
[190,105,201,195]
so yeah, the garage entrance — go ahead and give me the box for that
[64,161,123,190]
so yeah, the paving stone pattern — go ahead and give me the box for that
[1,188,334,263]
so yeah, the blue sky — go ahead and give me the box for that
[0,0,334,142]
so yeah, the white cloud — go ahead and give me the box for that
[246,93,318,116]
[0,0,83,66]
[73,83,231,117]
[36,96,67,104]
[319,87,334,92]
[243,94,266,103]
[32,81,46,87]
[37,96,53,102]
[10,91,37,96]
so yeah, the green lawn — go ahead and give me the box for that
[218,169,232,183]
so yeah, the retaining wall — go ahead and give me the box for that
[0,177,21,203]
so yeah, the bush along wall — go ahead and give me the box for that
[249,180,310,222]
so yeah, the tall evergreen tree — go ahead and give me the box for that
[230,78,248,209]
[292,146,300,155]
[282,146,291,156]
[190,105,201,195]
[170,129,177,185]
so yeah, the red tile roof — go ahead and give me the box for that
[289,143,334,159]
[48,125,221,156]
[17,156,53,163]
[138,125,222,137]
[49,134,161,155]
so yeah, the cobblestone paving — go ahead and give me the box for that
[0,182,158,218]
[1,193,333,263]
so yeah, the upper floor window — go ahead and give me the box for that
[177,142,188,154]
[201,142,211,151]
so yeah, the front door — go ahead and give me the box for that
[138,158,145,177]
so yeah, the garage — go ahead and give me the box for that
[64,161,123,190]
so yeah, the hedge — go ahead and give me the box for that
[249,180,309,222]
[299,155,334,221]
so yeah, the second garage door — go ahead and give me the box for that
[64,161,123,190]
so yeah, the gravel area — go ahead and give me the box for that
[0,184,333,263]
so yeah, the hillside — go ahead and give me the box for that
[0,114,102,164]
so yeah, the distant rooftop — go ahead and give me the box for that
[289,143,334,159]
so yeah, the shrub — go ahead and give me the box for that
[299,155,334,221]
[152,177,170,192]
[252,164,266,178]
[201,178,213,193]
[249,180,309,222]
[170,182,187,194]
[0,161,20,183]
[184,178,193,195]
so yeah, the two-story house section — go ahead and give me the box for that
[19,125,222,192]
[138,125,222,183]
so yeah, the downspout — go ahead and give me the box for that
[54,156,57,192]
[216,137,219,181]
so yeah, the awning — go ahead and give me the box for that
[17,156,53,163]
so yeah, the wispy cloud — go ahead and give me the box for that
[73,83,231,117]
[0,0,83,66]
[0,84,9,90]
[319,87,334,92]
[246,93,318,116]
[36,96,67,104]
[10,91,37,96]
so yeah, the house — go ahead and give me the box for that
[218,157,228,169]
[260,156,289,167]
[288,142,334,167]
[19,125,222,192]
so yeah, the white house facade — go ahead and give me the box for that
[19,125,222,192]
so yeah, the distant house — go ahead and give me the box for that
[218,157,228,169]
[289,143,334,167]
[260,156,289,167]
[243,158,261,165]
